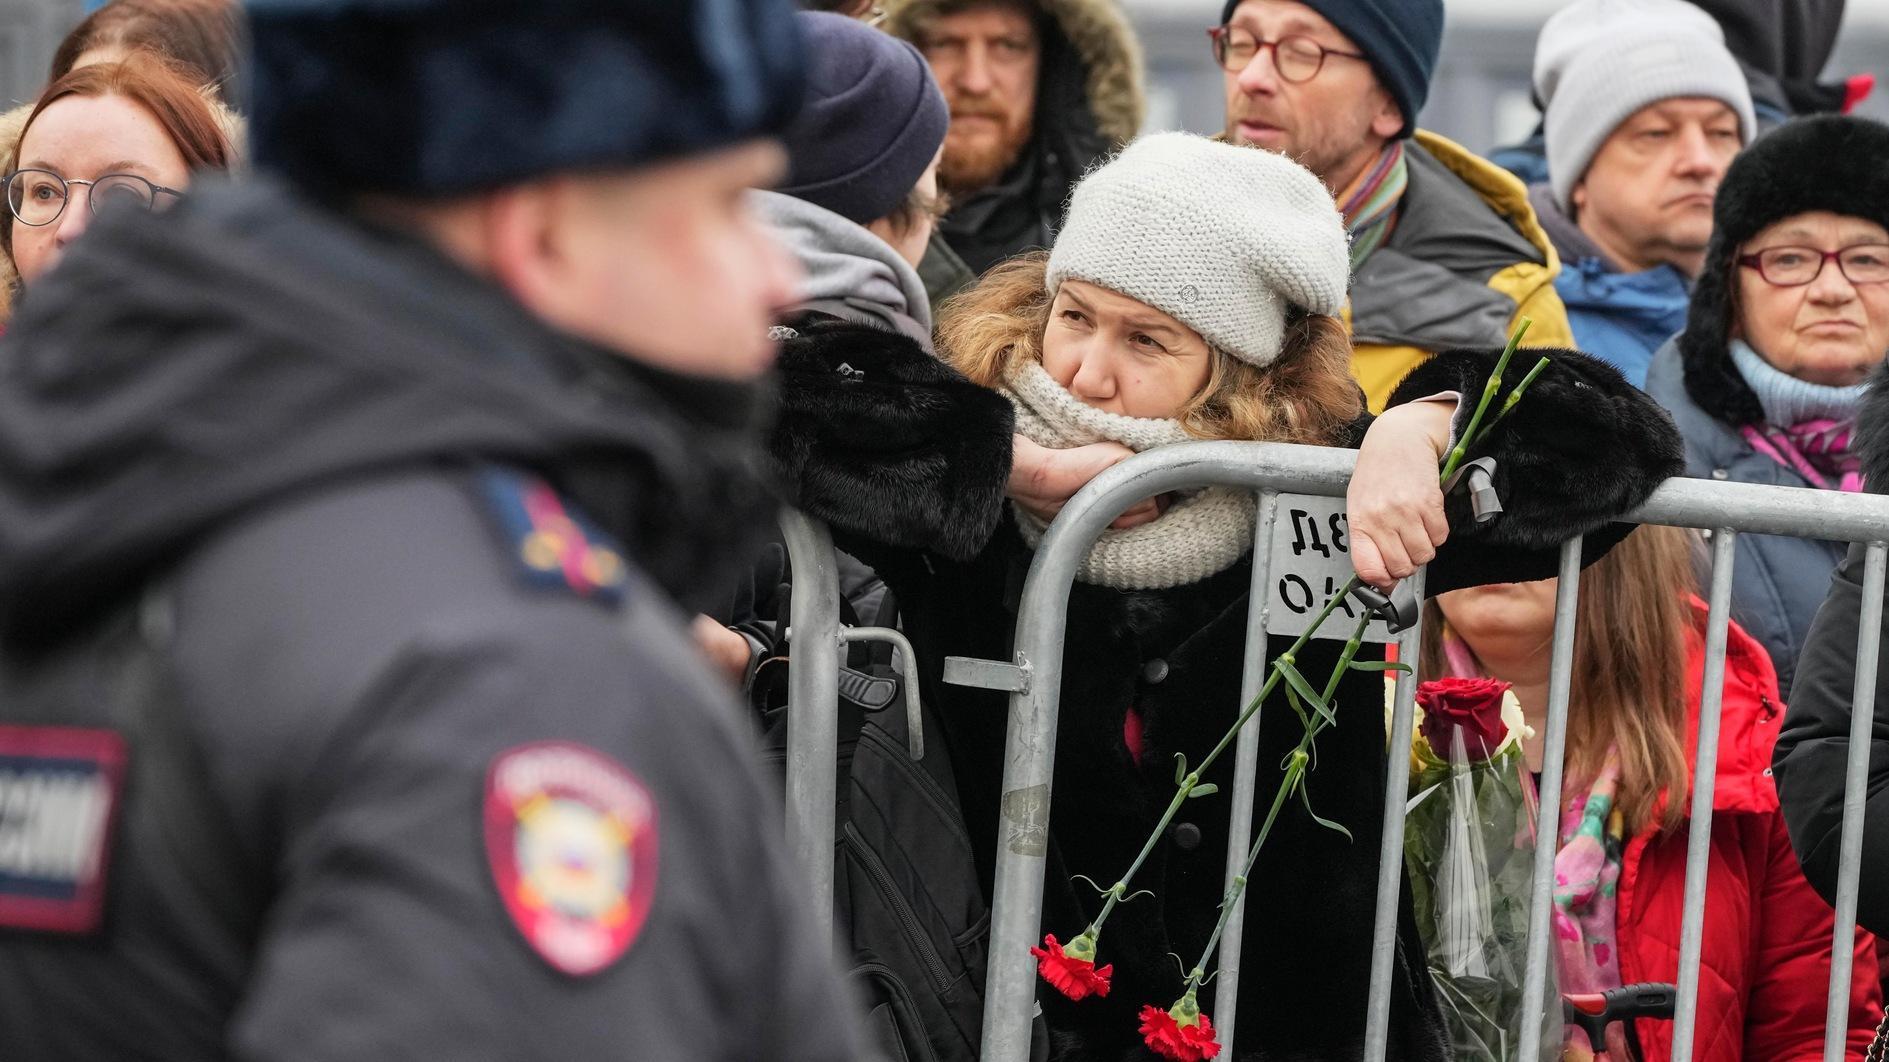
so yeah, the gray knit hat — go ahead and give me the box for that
[1536,0,1755,213]
[1045,133,1350,369]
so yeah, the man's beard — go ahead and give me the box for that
[939,109,1033,196]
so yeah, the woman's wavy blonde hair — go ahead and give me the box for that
[935,252,1363,445]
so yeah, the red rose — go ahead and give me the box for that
[1138,1001,1222,1061]
[1416,677,1512,762]
[1031,933,1113,1000]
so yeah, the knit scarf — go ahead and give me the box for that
[1001,358,1257,589]
[1339,140,1408,270]
[1730,340,1869,492]
[1551,753,1629,1062]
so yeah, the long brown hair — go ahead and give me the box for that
[936,252,1363,444]
[49,0,242,100]
[3,53,235,258]
[1421,525,1697,835]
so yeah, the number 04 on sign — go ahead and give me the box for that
[1265,495,1395,644]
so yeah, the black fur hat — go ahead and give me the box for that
[1679,114,1889,427]
[246,0,807,197]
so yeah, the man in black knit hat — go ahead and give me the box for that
[1214,0,1577,412]
[0,1,874,1058]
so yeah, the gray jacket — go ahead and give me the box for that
[1645,338,1845,696]
[0,180,873,1061]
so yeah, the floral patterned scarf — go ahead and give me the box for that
[1552,753,1630,1061]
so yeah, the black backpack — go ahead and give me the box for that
[747,554,991,1062]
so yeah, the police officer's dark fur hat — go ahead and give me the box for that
[1679,114,1889,427]
[245,0,807,197]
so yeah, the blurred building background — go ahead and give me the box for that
[1131,0,1889,153]
[0,0,1884,157]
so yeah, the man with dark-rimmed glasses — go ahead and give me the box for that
[1213,0,1578,412]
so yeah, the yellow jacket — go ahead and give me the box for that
[1346,130,1574,411]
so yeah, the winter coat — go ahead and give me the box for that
[1528,184,1690,389]
[1617,606,1880,1061]
[882,0,1145,307]
[1773,353,1889,943]
[0,178,872,1061]
[1348,130,1577,412]
[1645,338,1846,698]
[770,315,1684,1060]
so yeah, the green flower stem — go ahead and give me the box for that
[1440,316,1532,483]
[1178,611,1374,995]
[1086,575,1361,934]
[1476,355,1553,441]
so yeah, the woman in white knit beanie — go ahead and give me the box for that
[764,131,1682,1060]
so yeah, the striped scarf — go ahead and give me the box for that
[1339,140,1408,270]
[1741,420,1865,492]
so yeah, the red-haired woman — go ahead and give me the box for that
[3,52,236,303]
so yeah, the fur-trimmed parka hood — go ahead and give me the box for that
[881,0,1144,148]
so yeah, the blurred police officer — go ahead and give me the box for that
[0,1,876,1059]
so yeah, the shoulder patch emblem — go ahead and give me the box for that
[475,466,627,605]
[0,725,128,934]
[484,742,658,976]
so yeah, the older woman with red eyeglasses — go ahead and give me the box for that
[1645,116,1889,701]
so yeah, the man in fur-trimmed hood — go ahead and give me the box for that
[881,0,1144,307]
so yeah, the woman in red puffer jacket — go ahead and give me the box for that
[1426,523,1881,1060]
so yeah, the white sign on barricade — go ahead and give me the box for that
[1264,494,1394,644]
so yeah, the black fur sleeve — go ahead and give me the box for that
[1386,346,1686,594]
[767,318,1014,562]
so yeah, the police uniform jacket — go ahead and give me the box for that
[0,179,873,1061]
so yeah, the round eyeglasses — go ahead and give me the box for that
[4,169,183,228]
[1207,25,1367,81]
[1737,245,1889,287]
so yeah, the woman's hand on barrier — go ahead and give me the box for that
[1008,435,1162,530]
[1347,400,1454,590]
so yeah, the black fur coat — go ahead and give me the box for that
[769,316,1684,1060]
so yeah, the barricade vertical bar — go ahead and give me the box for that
[1517,537,1586,1062]
[779,508,841,945]
[1671,529,1739,1062]
[1364,567,1428,1062]
[1207,491,1281,1054]
[1822,541,1887,1060]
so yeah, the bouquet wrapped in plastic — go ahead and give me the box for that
[1396,676,1559,1061]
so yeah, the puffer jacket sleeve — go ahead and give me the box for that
[1773,542,1889,937]
[767,317,1014,564]
[1385,346,1686,594]
[1740,809,1883,1060]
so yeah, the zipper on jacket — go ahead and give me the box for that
[843,821,955,994]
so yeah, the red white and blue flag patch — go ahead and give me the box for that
[484,742,658,976]
[0,725,127,934]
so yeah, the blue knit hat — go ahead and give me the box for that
[244,0,807,196]
[1218,0,1443,137]
[777,12,948,226]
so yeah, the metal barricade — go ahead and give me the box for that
[929,439,1889,1062]
[776,508,926,947]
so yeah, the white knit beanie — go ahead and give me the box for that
[1535,0,1755,213]
[1044,132,1350,369]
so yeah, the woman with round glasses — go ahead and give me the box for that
[2,51,234,303]
[1646,115,1889,698]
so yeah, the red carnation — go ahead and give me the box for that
[1031,932,1113,1000]
[1138,998,1221,1061]
[1416,676,1512,763]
